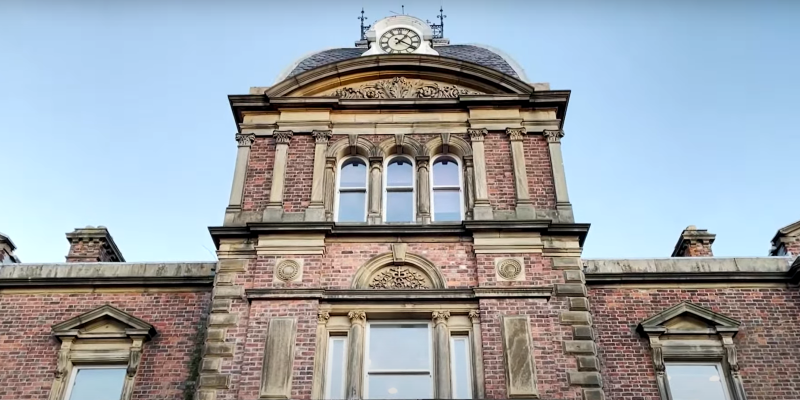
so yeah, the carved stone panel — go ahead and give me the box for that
[325,77,482,99]
[260,318,298,399]
[368,266,431,289]
[501,315,539,398]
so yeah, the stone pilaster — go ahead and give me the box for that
[468,128,493,220]
[543,130,574,222]
[553,255,605,400]
[367,157,383,224]
[463,156,475,220]
[432,311,452,399]
[468,310,486,399]
[306,130,332,221]
[264,130,293,221]
[311,311,331,400]
[345,310,367,400]
[506,127,535,219]
[416,156,431,223]
[323,157,337,222]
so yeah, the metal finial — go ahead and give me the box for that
[358,8,371,40]
[429,6,446,39]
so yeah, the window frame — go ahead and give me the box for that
[363,320,434,399]
[62,365,128,400]
[449,333,474,399]
[430,154,464,222]
[664,361,732,400]
[335,155,370,223]
[382,155,416,223]
[324,335,349,400]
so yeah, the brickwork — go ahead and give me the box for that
[0,291,210,400]
[590,287,800,400]
[283,135,315,213]
[523,134,557,210]
[242,137,276,212]
[484,132,516,211]
[65,238,111,262]
[476,253,561,287]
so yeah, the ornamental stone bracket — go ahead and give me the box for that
[325,77,483,99]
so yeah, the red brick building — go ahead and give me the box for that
[2,13,799,400]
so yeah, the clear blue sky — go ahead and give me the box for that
[1,0,798,262]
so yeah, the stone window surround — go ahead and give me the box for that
[313,304,483,400]
[382,154,417,223]
[48,305,157,400]
[430,154,465,222]
[334,155,370,223]
[638,302,747,400]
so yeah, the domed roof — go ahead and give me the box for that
[277,44,528,83]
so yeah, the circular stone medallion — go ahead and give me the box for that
[497,259,522,280]
[276,260,301,282]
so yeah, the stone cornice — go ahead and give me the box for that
[0,262,215,289]
[245,287,553,301]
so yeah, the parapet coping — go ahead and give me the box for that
[0,262,216,288]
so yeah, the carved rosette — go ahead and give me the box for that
[432,310,451,325]
[236,133,256,147]
[312,130,332,144]
[348,310,367,325]
[273,130,294,145]
[497,259,523,280]
[468,128,487,142]
[543,129,565,143]
[368,266,430,289]
[506,127,527,142]
[275,260,301,282]
[328,77,482,99]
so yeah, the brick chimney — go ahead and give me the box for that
[671,225,715,257]
[65,226,125,262]
[770,220,800,256]
[0,232,20,263]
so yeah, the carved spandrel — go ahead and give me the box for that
[326,77,482,99]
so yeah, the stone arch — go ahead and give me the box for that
[351,250,447,289]
[377,135,424,158]
[424,134,473,158]
[326,135,382,159]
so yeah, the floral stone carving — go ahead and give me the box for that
[368,266,430,289]
[328,77,481,99]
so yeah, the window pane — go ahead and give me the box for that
[68,368,126,400]
[325,338,347,399]
[367,374,432,399]
[433,189,461,221]
[385,191,414,222]
[386,158,413,187]
[338,191,366,222]
[666,364,729,400]
[451,337,472,399]
[433,158,459,186]
[368,324,430,370]
[340,159,367,188]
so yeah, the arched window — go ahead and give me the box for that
[383,156,415,222]
[336,157,368,222]
[431,155,463,221]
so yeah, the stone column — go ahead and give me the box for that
[543,130,574,222]
[432,310,452,399]
[345,310,367,400]
[228,134,255,208]
[323,157,337,221]
[311,311,331,400]
[507,128,535,219]
[463,156,475,220]
[367,157,383,224]
[305,130,332,221]
[416,156,431,224]
[264,130,293,221]
[468,310,486,399]
[468,128,493,220]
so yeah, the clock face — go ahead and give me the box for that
[379,28,421,54]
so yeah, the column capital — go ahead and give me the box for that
[273,130,294,144]
[312,130,333,144]
[468,128,487,142]
[468,309,480,323]
[236,133,256,147]
[317,311,330,325]
[543,129,565,143]
[432,310,451,325]
[348,310,367,326]
[506,127,527,141]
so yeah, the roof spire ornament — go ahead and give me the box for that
[427,6,446,39]
[358,8,371,40]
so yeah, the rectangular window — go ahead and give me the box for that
[365,322,433,399]
[63,366,126,400]
[450,335,473,399]
[325,337,348,400]
[665,363,730,400]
